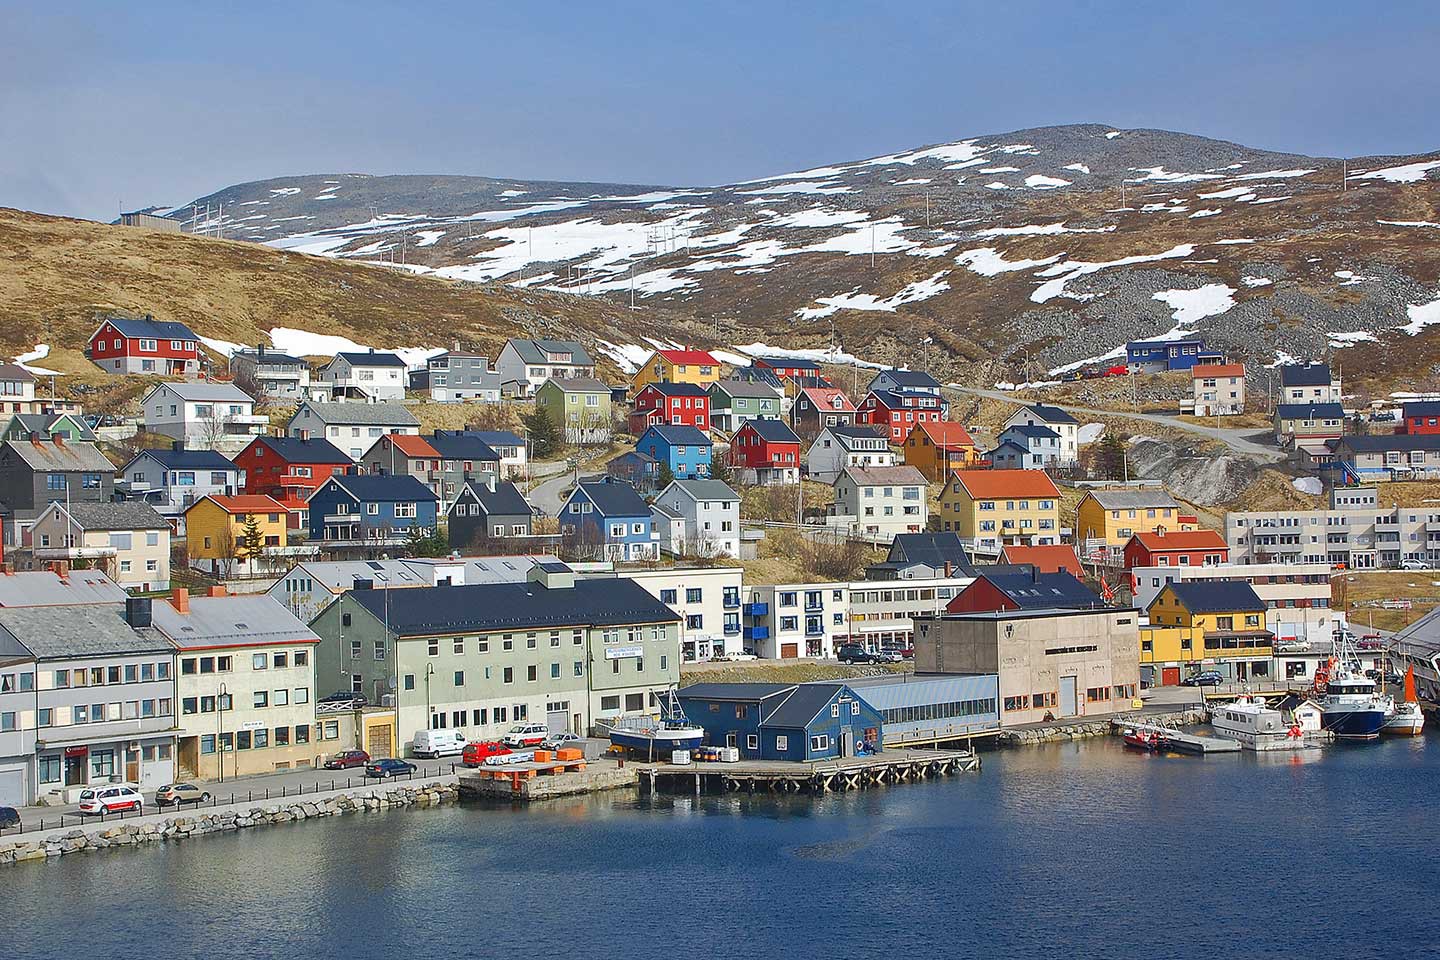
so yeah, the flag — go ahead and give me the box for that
[1100,574,1115,604]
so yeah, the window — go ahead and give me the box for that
[274,689,289,706]
[746,734,759,750]
[253,691,269,708]
[454,671,464,686]
[252,653,268,670]
[810,734,830,752]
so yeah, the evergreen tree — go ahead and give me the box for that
[239,512,265,561]
[522,405,563,459]
[1094,436,1127,480]
[708,455,732,485]
[656,461,675,490]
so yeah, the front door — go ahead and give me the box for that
[125,748,140,784]
[64,753,86,786]
[839,726,854,758]
[1060,675,1079,717]
[1161,666,1181,686]
[780,643,799,659]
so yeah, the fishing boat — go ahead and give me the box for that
[1210,696,1311,751]
[1122,728,1161,750]
[608,689,705,756]
[1382,666,1426,736]
[1316,649,1388,741]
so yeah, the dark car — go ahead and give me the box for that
[0,806,19,829]
[323,749,370,770]
[836,644,883,664]
[365,758,417,779]
[1181,671,1224,687]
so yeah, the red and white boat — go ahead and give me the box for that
[1382,667,1426,736]
[1122,728,1162,750]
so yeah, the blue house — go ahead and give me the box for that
[988,424,1062,469]
[606,450,661,493]
[306,473,439,547]
[677,682,885,760]
[1125,336,1222,373]
[636,424,712,480]
[561,478,659,561]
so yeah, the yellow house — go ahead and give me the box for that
[1075,489,1194,552]
[631,348,722,393]
[1140,580,1274,686]
[940,469,1061,553]
[184,494,290,578]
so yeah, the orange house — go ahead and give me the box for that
[903,421,980,481]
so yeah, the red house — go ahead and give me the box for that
[1402,401,1440,435]
[946,569,1099,614]
[754,355,822,381]
[233,436,351,527]
[88,314,202,376]
[729,418,801,485]
[1122,529,1230,569]
[857,389,945,442]
[629,382,710,433]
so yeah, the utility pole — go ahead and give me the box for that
[925,191,931,228]
[871,225,876,269]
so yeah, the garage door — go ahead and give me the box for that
[0,767,25,806]
[781,643,799,659]
[367,724,393,758]
[546,711,569,734]
[1162,667,1181,687]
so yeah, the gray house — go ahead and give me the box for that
[229,346,311,400]
[495,339,596,396]
[447,480,535,549]
[0,600,177,805]
[426,350,504,402]
[286,401,421,459]
[0,437,117,548]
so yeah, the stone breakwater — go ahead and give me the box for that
[998,708,1207,746]
[0,780,459,868]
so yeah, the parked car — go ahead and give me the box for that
[542,732,583,750]
[411,729,467,759]
[836,643,883,664]
[0,806,19,829]
[323,749,370,770]
[78,785,144,816]
[365,758,417,779]
[155,783,211,807]
[1180,671,1225,687]
[1357,636,1385,650]
[1365,668,1405,685]
[502,723,550,748]
[462,741,512,767]
[1400,559,1432,570]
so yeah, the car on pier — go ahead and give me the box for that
[323,749,370,770]
[542,732,583,750]
[365,758,417,779]
[0,806,19,829]
[501,723,549,748]
[156,783,211,807]
[1180,670,1224,687]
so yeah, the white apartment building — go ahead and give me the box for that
[582,566,744,662]
[830,465,928,539]
[1131,562,1336,644]
[1226,486,1440,569]
[652,480,741,557]
[1003,404,1080,465]
[141,382,268,452]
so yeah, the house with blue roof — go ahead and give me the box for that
[560,478,659,561]
[988,424,1063,469]
[116,442,242,532]
[677,681,884,760]
[636,424,712,480]
[87,314,203,376]
[306,473,439,547]
[867,369,943,397]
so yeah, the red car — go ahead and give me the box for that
[462,741,512,767]
[323,749,370,770]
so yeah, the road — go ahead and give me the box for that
[529,462,578,516]
[949,385,1284,461]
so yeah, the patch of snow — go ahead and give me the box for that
[1251,196,1291,204]
[768,208,869,228]
[802,217,919,256]
[984,182,1011,190]
[498,189,528,197]
[1031,244,1196,303]
[709,350,752,368]
[1063,163,1091,174]
[1105,131,1122,139]
[1378,219,1440,228]
[1354,158,1440,184]
[955,247,1062,276]
[1243,276,1274,287]
[976,222,1114,237]
[907,244,957,258]
[1077,423,1106,445]
[945,158,990,170]
[733,342,889,370]
[1328,331,1378,347]
[593,339,652,373]
[1046,343,1127,376]
[1025,174,1071,189]
[1152,284,1236,323]
[269,187,302,196]
[893,178,932,185]
[1402,293,1440,335]
[197,336,245,358]
[313,194,338,201]
[735,165,850,185]
[1129,166,1224,183]
[1292,477,1323,495]
[413,230,445,247]
[999,144,1037,154]
[1234,168,1315,180]
[12,344,61,375]
[979,166,1021,174]
[1189,209,1222,218]
[863,140,988,167]
[268,327,441,368]
[736,180,855,196]
[794,271,951,320]
[1197,186,1254,199]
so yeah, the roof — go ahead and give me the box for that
[1016,403,1079,426]
[293,402,420,427]
[1338,434,1440,453]
[986,440,1031,458]
[755,355,821,370]
[873,369,941,389]
[376,434,440,458]
[137,447,237,471]
[1000,544,1084,577]
[888,532,970,567]
[98,315,199,341]
[839,465,928,487]
[0,605,169,659]
[1128,529,1228,552]
[1403,401,1440,418]
[677,682,796,702]
[466,430,525,448]
[653,348,720,366]
[825,424,890,447]
[763,683,851,728]
[0,570,129,607]
[7,413,97,442]
[233,348,306,366]
[911,421,974,447]
[712,379,780,400]
[325,474,439,503]
[608,450,657,467]
[248,435,351,464]
[1002,423,1061,441]
[798,385,856,409]
[288,555,554,592]
[1165,580,1266,614]
[427,432,501,461]
[740,418,800,443]
[639,381,710,398]
[198,494,290,515]
[574,479,650,516]
[348,577,680,635]
[663,479,740,502]
[950,469,1060,499]
[333,351,406,367]
[508,338,595,366]
[541,375,610,394]
[44,501,168,531]
[867,389,940,409]
[147,381,253,403]
[1085,489,1181,510]
[459,480,531,516]
[731,367,785,388]
[1129,335,1204,349]
[968,570,1101,611]
[1279,363,1333,387]
[151,595,320,650]
[0,362,37,383]
[3,438,115,473]
[642,424,711,446]
[1276,402,1345,419]
[1192,363,1245,378]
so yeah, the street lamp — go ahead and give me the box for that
[217,682,228,783]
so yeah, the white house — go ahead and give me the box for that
[494,339,596,396]
[0,363,38,416]
[830,465,928,539]
[141,382,267,451]
[805,425,895,483]
[316,350,408,401]
[578,565,744,662]
[1003,404,1080,465]
[228,346,311,400]
[285,401,420,459]
[653,479,741,558]
[116,444,242,533]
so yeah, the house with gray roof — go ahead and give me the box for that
[495,339,596,396]
[141,381,268,451]
[27,501,171,591]
[653,479,741,558]
[425,350,504,403]
[316,350,409,401]
[447,480,537,550]
[1002,404,1080,464]
[286,401,420,459]
[0,436,117,547]
[229,345,312,400]
[86,314,202,376]
[676,681,884,761]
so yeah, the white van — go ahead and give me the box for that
[411,729,467,758]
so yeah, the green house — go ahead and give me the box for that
[534,376,613,444]
[708,379,781,433]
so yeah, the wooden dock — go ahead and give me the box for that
[1112,719,1241,754]
[637,748,979,795]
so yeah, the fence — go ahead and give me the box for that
[0,763,457,838]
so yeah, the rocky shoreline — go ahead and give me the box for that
[0,780,459,868]
[997,708,1207,746]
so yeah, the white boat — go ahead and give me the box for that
[1210,697,1312,751]
[1382,667,1426,736]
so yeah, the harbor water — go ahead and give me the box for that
[3,734,1436,959]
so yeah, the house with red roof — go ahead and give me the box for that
[630,382,710,433]
[359,431,500,510]
[1122,529,1230,569]
[790,385,857,434]
[1001,543,1085,578]
[631,348,722,392]
[857,389,946,442]
[730,418,802,485]
[233,436,351,528]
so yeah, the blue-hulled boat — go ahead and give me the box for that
[608,690,705,756]
[1319,657,1388,741]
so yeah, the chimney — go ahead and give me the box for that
[124,596,152,629]
[50,560,69,580]
[944,561,953,578]
[172,440,185,452]
[1156,528,1165,538]
[52,434,65,448]
[170,587,190,614]
[257,344,265,358]
[207,585,227,598]
[1032,564,1041,584]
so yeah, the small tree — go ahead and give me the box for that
[1094,436,1127,480]
[522,405,563,459]
[708,456,733,485]
[656,461,675,490]
[237,512,265,575]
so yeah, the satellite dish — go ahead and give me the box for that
[387,675,398,691]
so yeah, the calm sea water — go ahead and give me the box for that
[4,734,1436,960]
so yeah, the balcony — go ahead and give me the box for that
[805,622,824,637]
[743,626,770,641]
[742,602,769,617]
[723,622,741,636]
[723,593,741,609]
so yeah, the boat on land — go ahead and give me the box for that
[608,690,705,756]
[1209,697,1313,751]
[1382,667,1426,736]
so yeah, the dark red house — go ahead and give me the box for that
[729,418,801,485]
[87,314,202,376]
[857,389,945,442]
[753,355,822,381]
[233,436,351,527]
[629,382,710,433]
[1402,401,1440,435]
[1122,529,1230,569]
[946,569,1100,614]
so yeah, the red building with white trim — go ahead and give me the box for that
[1122,529,1230,569]
[857,389,945,442]
[87,315,202,376]
[233,436,351,527]
[629,382,710,433]
[729,418,801,485]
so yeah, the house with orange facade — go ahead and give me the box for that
[902,421,981,481]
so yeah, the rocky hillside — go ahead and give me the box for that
[149,123,1440,393]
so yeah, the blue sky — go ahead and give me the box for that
[4,1,1438,219]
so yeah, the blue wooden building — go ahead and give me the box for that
[636,424,712,480]
[677,681,884,760]
[305,473,439,546]
[560,478,659,561]
[1125,336,1222,373]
